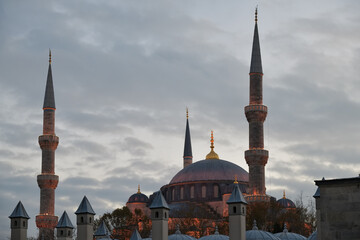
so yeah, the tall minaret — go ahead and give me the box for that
[244,8,269,201]
[36,50,59,239]
[183,108,193,168]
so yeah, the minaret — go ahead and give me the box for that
[183,108,193,168]
[36,50,59,239]
[244,8,269,201]
[9,201,30,240]
[149,191,169,240]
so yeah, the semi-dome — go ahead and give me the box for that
[127,185,149,204]
[246,221,281,240]
[170,159,248,184]
[274,224,306,240]
[277,191,295,209]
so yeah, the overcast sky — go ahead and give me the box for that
[1,0,360,238]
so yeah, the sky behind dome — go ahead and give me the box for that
[1,0,360,238]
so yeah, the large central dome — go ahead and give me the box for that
[170,159,249,184]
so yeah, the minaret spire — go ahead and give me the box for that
[183,108,193,168]
[36,52,59,239]
[245,8,269,202]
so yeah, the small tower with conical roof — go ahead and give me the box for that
[244,8,269,202]
[227,181,247,240]
[56,211,74,240]
[9,201,30,240]
[94,221,111,239]
[149,191,169,240]
[36,50,59,240]
[130,229,142,240]
[75,196,96,240]
[183,108,193,168]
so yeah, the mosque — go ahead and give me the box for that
[13,8,357,240]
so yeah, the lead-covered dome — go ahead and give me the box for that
[277,191,295,209]
[198,226,229,240]
[170,159,248,184]
[274,224,306,240]
[127,185,149,204]
[246,221,281,240]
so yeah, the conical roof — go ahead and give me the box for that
[183,112,192,159]
[75,196,95,215]
[250,10,263,74]
[149,191,169,209]
[9,201,30,219]
[227,183,247,204]
[130,229,142,240]
[43,51,56,109]
[56,211,74,228]
[94,221,110,237]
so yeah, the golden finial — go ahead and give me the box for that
[255,6,258,23]
[186,107,189,119]
[283,190,286,199]
[137,184,141,194]
[206,130,219,159]
[49,49,52,64]
[234,175,238,184]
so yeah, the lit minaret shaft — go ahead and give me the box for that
[244,9,269,200]
[36,50,59,239]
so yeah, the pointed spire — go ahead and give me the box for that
[130,229,142,240]
[149,191,169,209]
[43,50,56,109]
[9,201,30,219]
[137,184,141,194]
[234,175,238,184]
[183,108,193,160]
[250,7,263,74]
[56,211,74,229]
[206,130,219,159]
[75,196,96,215]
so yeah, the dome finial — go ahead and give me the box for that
[206,130,219,159]
[186,107,189,119]
[175,224,181,234]
[252,220,258,230]
[283,190,286,199]
[137,184,141,194]
[234,175,238,184]
[214,225,219,235]
[49,49,52,64]
[283,223,288,233]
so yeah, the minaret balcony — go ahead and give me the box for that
[244,104,267,113]
[39,135,59,149]
[245,149,268,165]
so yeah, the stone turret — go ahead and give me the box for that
[9,201,30,240]
[149,191,169,240]
[227,181,247,240]
[183,108,193,168]
[56,211,74,240]
[75,196,96,240]
[36,50,59,239]
[244,8,269,202]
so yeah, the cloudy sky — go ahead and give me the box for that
[1,0,360,238]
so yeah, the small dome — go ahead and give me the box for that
[127,186,149,203]
[277,191,295,208]
[198,226,229,240]
[246,220,281,240]
[307,231,317,240]
[169,225,197,240]
[274,224,306,240]
[170,159,248,184]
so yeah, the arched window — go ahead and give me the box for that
[233,206,237,214]
[201,185,206,198]
[68,230,71,236]
[155,211,159,218]
[23,221,25,227]
[190,186,195,199]
[60,230,64,236]
[172,188,175,201]
[180,187,184,200]
[164,212,167,218]
[242,207,245,214]
[14,221,17,227]
[89,217,92,223]
[213,185,219,198]
[81,216,84,223]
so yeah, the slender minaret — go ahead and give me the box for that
[36,50,59,239]
[244,8,269,201]
[183,108,193,168]
[227,180,247,240]
[9,201,30,240]
[149,191,169,240]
